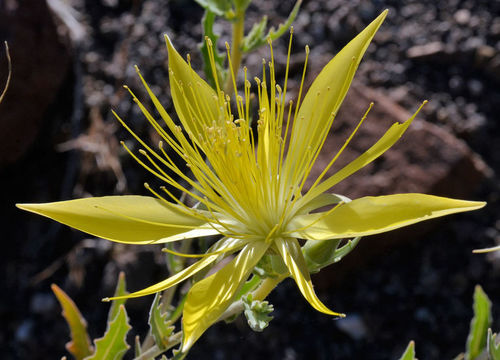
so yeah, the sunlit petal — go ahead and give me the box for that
[181,241,269,351]
[104,238,247,300]
[286,10,387,182]
[166,35,221,142]
[290,194,486,241]
[303,102,424,203]
[274,237,344,316]
[17,196,217,244]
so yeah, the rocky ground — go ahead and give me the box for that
[1,0,500,359]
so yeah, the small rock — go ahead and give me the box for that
[336,314,367,340]
[475,45,496,67]
[406,41,446,60]
[454,9,471,26]
[30,292,56,314]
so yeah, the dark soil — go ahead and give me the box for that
[1,0,500,359]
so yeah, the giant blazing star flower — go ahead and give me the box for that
[18,11,485,351]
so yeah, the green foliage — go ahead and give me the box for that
[398,341,417,360]
[488,329,500,360]
[199,10,227,88]
[241,0,302,53]
[149,293,175,350]
[51,284,93,360]
[85,305,131,360]
[242,294,274,332]
[194,0,232,16]
[465,285,492,360]
[107,272,129,323]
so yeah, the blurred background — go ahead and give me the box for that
[1,0,499,359]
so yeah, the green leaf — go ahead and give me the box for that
[465,285,492,360]
[241,0,302,53]
[85,305,131,360]
[242,294,274,332]
[399,341,417,360]
[107,272,129,323]
[199,10,227,89]
[51,284,93,360]
[241,16,268,53]
[267,0,302,42]
[194,0,232,16]
[149,293,175,350]
[488,329,500,360]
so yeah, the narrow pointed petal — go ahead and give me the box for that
[17,196,217,244]
[181,241,269,352]
[290,194,486,241]
[304,103,423,202]
[105,238,247,300]
[286,11,387,178]
[274,237,344,317]
[166,36,220,141]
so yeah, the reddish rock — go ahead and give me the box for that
[0,0,71,166]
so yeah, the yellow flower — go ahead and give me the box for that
[18,10,485,351]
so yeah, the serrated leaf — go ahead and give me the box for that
[241,0,302,53]
[399,341,417,360]
[85,305,131,360]
[268,0,301,41]
[241,16,268,53]
[466,285,492,360]
[199,9,227,88]
[488,329,500,360]
[194,0,232,16]
[149,293,175,350]
[107,272,129,323]
[51,284,93,360]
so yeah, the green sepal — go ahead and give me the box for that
[242,294,274,332]
[199,10,227,88]
[85,305,131,360]
[398,341,417,360]
[149,293,175,350]
[488,329,500,360]
[107,272,129,323]
[194,0,232,16]
[254,254,284,278]
[465,285,492,360]
[51,284,93,360]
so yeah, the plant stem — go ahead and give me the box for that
[224,10,245,95]
[134,332,182,360]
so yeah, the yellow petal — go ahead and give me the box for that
[17,196,218,244]
[165,36,221,142]
[274,237,344,317]
[303,102,424,203]
[286,10,387,180]
[181,241,269,352]
[290,194,486,241]
[105,238,247,300]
